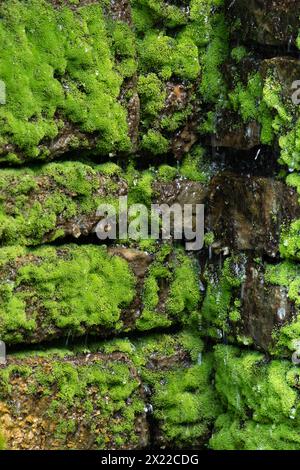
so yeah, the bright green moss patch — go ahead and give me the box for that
[229,73,274,144]
[0,244,136,343]
[137,246,200,331]
[201,255,246,339]
[141,130,169,155]
[133,331,221,448]
[0,0,131,162]
[280,219,300,260]
[179,147,210,182]
[210,345,300,450]
[138,74,166,123]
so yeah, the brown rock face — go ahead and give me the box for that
[241,259,295,352]
[201,255,296,354]
[207,172,300,257]
[211,116,261,150]
[227,0,300,46]
[0,352,149,450]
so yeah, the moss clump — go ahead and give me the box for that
[201,255,246,339]
[138,31,200,82]
[141,130,169,155]
[179,147,210,182]
[279,219,300,260]
[132,330,221,448]
[199,6,229,104]
[138,74,166,123]
[137,246,200,331]
[157,165,178,182]
[0,244,136,344]
[229,73,274,144]
[0,0,131,162]
[210,345,300,450]
[265,262,300,356]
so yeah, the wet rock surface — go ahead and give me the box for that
[1,0,300,451]
[227,0,300,47]
[207,172,300,257]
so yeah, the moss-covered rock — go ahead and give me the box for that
[0,351,148,450]
[0,244,201,344]
[0,331,218,450]
[210,345,300,450]
[0,0,136,163]
[0,160,210,246]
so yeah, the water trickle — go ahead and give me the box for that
[65,330,71,347]
[144,404,153,414]
[197,353,202,365]
[255,148,261,161]
[241,283,245,300]
[0,341,6,365]
[289,407,296,420]
[277,307,286,321]
[199,280,206,293]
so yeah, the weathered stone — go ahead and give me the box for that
[0,162,209,247]
[201,254,298,356]
[210,114,261,150]
[0,352,149,450]
[227,0,300,47]
[207,172,300,257]
[0,332,217,450]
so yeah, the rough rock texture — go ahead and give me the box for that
[1,0,300,451]
[227,0,300,47]
[207,173,300,257]
[0,332,217,450]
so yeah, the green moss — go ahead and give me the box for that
[137,246,200,331]
[210,345,300,450]
[138,31,200,81]
[279,219,300,260]
[133,0,188,29]
[0,431,5,450]
[199,9,229,104]
[0,244,136,343]
[0,0,131,162]
[138,73,166,122]
[132,330,221,447]
[180,147,209,182]
[0,162,125,245]
[231,46,247,63]
[157,165,178,182]
[141,130,169,155]
[201,255,246,339]
[166,251,200,324]
[126,166,154,207]
[265,262,300,355]
[229,73,274,144]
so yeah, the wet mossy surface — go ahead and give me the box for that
[1,0,300,451]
